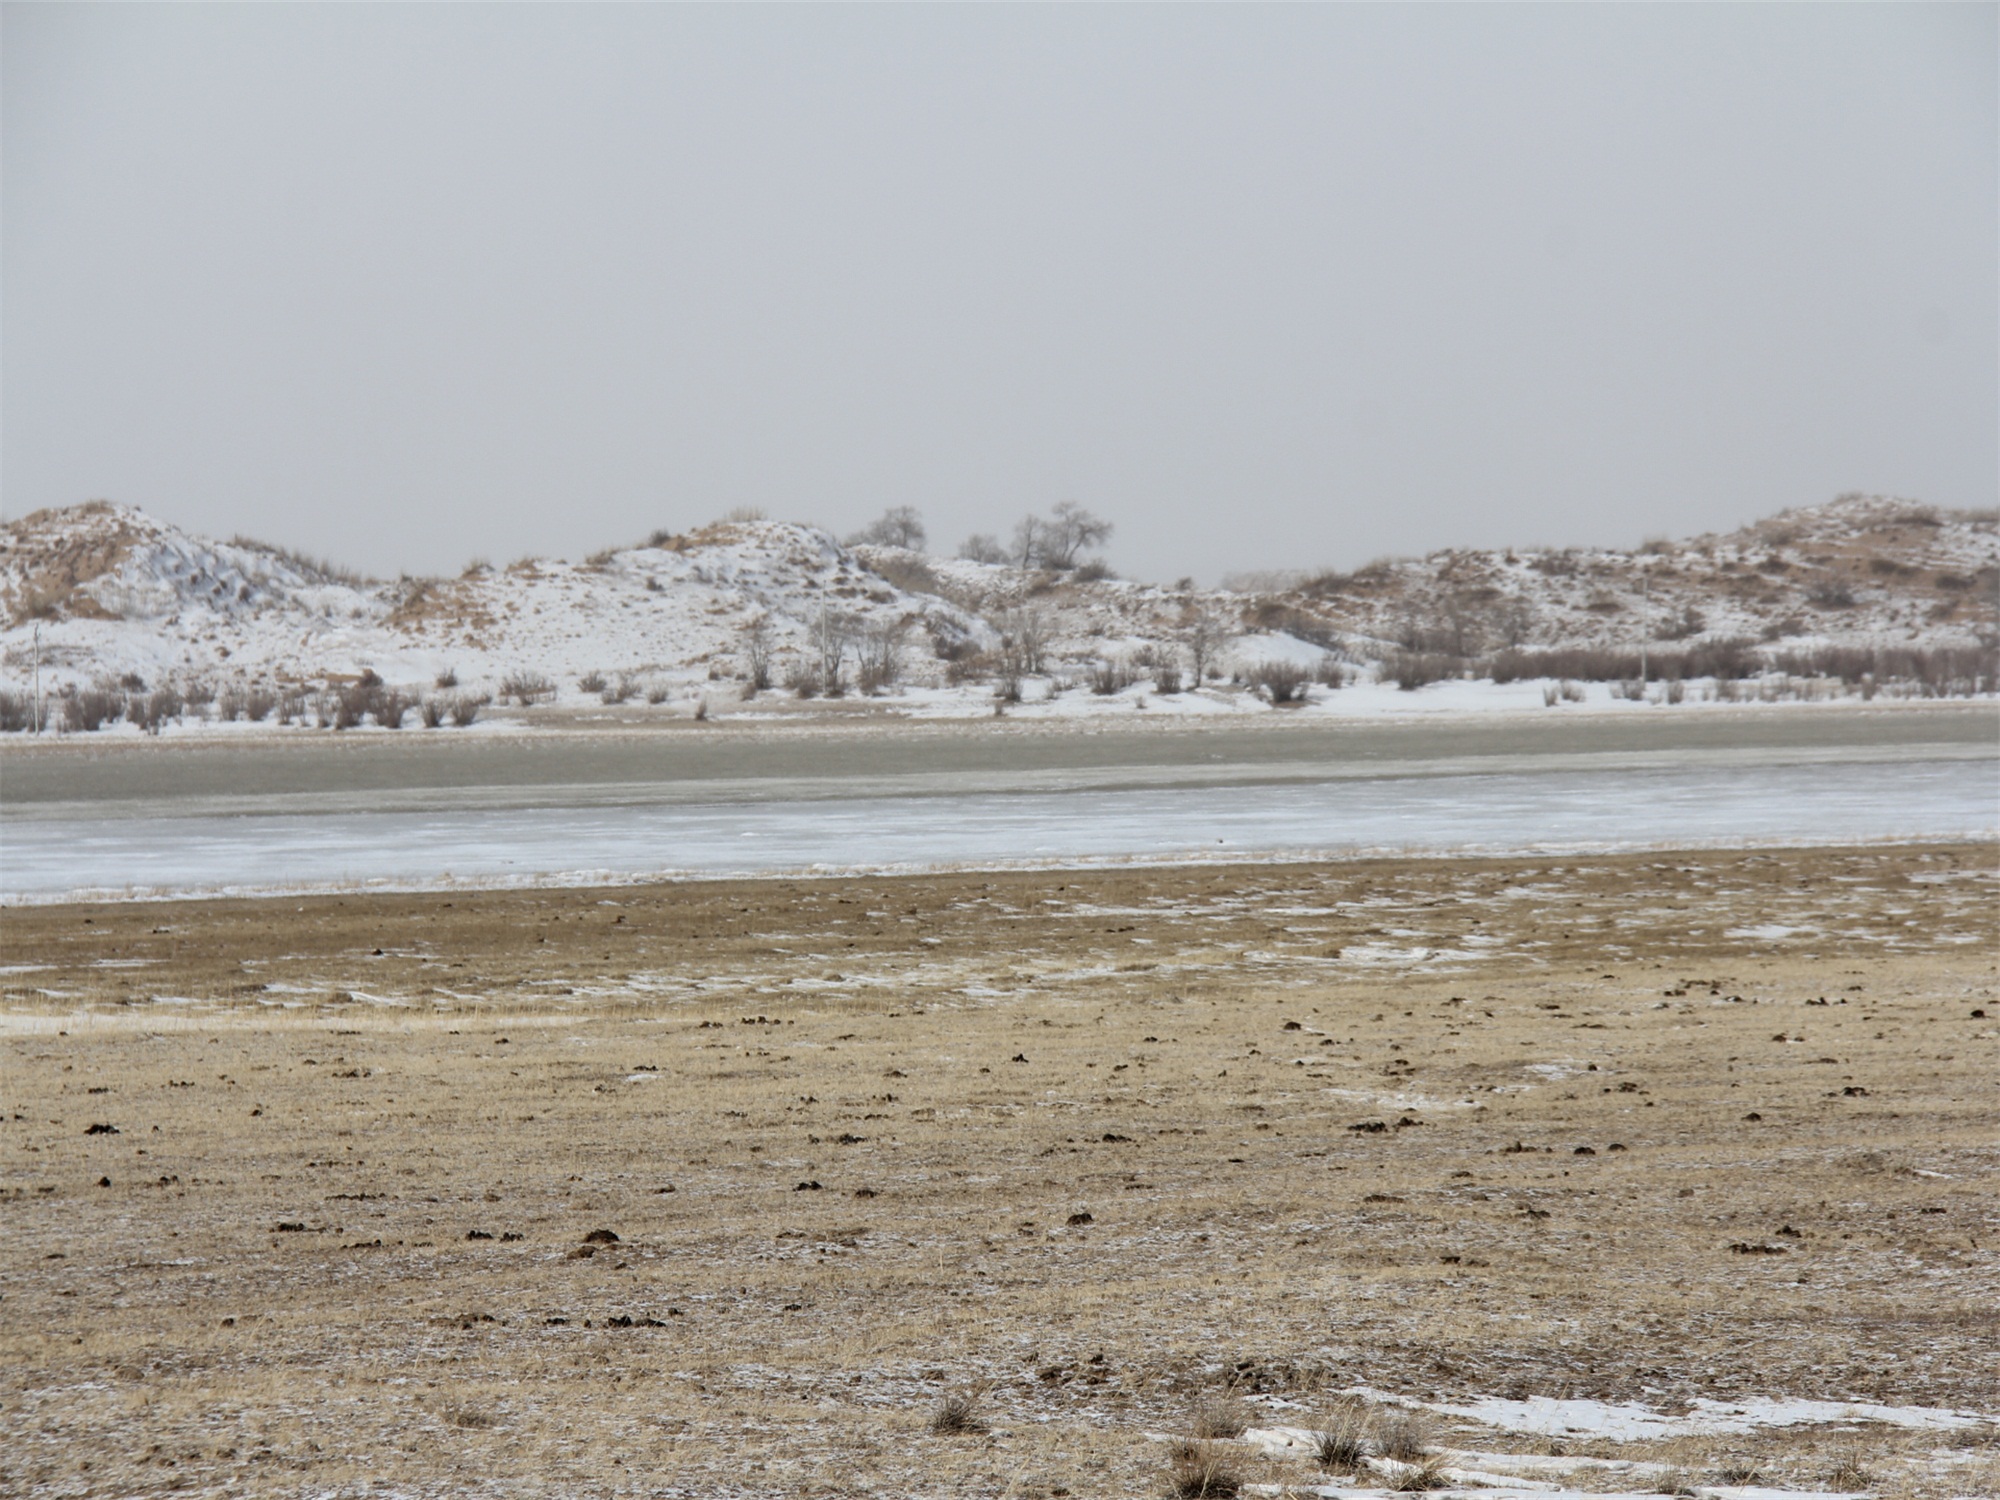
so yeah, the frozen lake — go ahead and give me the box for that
[2,744,1991,901]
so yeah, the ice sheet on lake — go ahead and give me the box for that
[2,754,1992,903]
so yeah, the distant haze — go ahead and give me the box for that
[4,4,1993,584]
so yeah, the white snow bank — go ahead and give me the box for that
[1352,1389,1995,1440]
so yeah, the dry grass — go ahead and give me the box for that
[1167,1440,1242,1497]
[1,842,1995,1496]
[1314,1397,1374,1471]
[928,1391,988,1436]
[1189,1392,1251,1440]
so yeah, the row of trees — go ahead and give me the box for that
[845,503,1114,574]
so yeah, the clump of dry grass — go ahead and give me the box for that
[1713,1458,1765,1485]
[927,1392,987,1437]
[1313,1397,1373,1471]
[1167,1440,1242,1498]
[1189,1391,1250,1440]
[1826,1448,1874,1491]
[1375,1407,1430,1462]
[1385,1454,1453,1492]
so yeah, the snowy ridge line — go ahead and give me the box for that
[3,828,1992,909]
[3,495,1993,723]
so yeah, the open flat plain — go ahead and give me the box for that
[3,839,1996,1498]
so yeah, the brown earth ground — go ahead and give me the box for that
[3,843,1996,1498]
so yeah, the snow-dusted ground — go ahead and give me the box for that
[4,749,1989,903]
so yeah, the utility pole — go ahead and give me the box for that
[32,622,42,734]
[1638,567,1649,684]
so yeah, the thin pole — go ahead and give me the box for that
[1638,568,1649,683]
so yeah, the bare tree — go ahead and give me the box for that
[846,506,927,551]
[738,613,774,693]
[958,533,1008,564]
[855,617,907,693]
[998,607,1051,676]
[1183,607,1228,685]
[1010,514,1043,569]
[1036,501,1113,570]
[814,603,851,696]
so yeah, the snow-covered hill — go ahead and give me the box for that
[1,494,1993,729]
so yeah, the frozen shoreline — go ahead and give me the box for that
[3,750,1991,904]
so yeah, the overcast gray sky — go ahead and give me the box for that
[4,4,1993,584]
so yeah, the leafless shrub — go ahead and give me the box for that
[739,614,775,693]
[129,686,184,734]
[1091,660,1134,696]
[419,696,449,728]
[577,670,608,695]
[646,683,670,705]
[1386,651,1458,691]
[1183,609,1228,684]
[1250,661,1311,703]
[1807,580,1857,609]
[1189,1392,1250,1440]
[721,505,766,523]
[181,677,216,710]
[927,1391,987,1436]
[846,505,927,551]
[1073,558,1115,581]
[855,619,906,694]
[0,690,38,732]
[373,688,414,728]
[449,693,489,728]
[1661,603,1707,640]
[62,686,125,732]
[435,667,459,689]
[785,660,822,699]
[1375,1407,1430,1462]
[498,671,555,706]
[1154,663,1183,694]
[958,533,1008,565]
[1489,640,1759,684]
[1168,1441,1242,1498]
[1313,656,1345,689]
[602,675,636,705]
[945,650,996,687]
[994,608,1049,676]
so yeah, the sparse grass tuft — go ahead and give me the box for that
[1167,1441,1242,1498]
[1313,1398,1373,1471]
[1189,1392,1250,1440]
[1375,1407,1430,1462]
[1713,1458,1764,1485]
[1385,1454,1453,1492]
[927,1392,987,1436]
[1826,1449,1874,1491]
